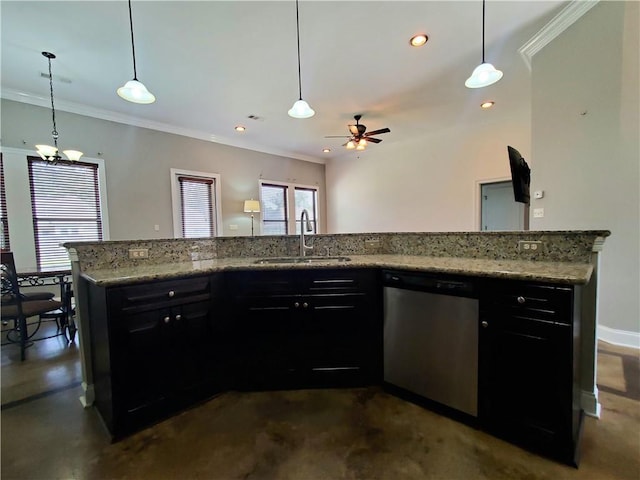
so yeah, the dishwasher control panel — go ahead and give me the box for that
[383,270,477,297]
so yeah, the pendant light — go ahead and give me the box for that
[35,52,83,163]
[465,0,503,89]
[287,0,315,118]
[117,0,156,104]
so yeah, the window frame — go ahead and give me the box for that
[259,179,320,235]
[170,168,222,238]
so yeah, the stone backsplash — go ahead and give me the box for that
[65,230,609,271]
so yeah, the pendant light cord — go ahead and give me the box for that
[482,0,486,63]
[294,0,302,100]
[127,0,138,80]
[46,56,59,148]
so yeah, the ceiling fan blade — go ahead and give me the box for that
[365,137,382,144]
[364,128,390,136]
[325,135,351,138]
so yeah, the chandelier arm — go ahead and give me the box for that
[295,0,302,100]
[128,0,138,80]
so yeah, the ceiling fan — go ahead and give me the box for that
[325,114,390,150]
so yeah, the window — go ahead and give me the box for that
[179,176,215,237]
[0,155,9,250]
[170,169,221,238]
[28,157,103,271]
[261,183,288,235]
[294,187,317,234]
[260,181,319,235]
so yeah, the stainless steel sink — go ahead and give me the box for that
[253,256,351,265]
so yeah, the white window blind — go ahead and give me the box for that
[261,183,288,235]
[0,155,9,251]
[179,176,215,238]
[28,157,103,271]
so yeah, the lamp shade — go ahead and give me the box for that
[117,79,156,104]
[243,199,261,213]
[288,99,315,119]
[36,144,58,159]
[465,63,503,89]
[63,150,84,161]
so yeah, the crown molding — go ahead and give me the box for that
[1,89,324,165]
[519,0,600,71]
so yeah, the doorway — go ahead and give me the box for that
[480,180,528,231]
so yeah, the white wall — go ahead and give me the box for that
[326,108,531,233]
[530,1,639,337]
[1,99,326,259]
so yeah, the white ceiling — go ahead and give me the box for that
[1,0,568,163]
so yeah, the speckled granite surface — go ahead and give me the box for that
[80,254,594,287]
[66,231,608,287]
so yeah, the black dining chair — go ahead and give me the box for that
[1,252,64,360]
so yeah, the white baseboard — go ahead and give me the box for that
[598,325,640,349]
[79,382,95,408]
[581,388,601,418]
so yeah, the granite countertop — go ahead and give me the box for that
[80,254,594,287]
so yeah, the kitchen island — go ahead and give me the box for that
[65,230,608,465]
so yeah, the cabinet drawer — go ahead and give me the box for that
[118,276,212,312]
[482,281,573,324]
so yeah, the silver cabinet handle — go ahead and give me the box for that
[517,296,526,304]
[294,302,300,308]
[481,320,488,328]
[302,302,309,309]
[175,314,182,321]
[168,290,175,298]
[163,316,171,324]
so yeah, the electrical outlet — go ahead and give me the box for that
[518,241,544,253]
[533,208,545,218]
[129,248,149,259]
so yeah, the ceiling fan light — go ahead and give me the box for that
[63,150,84,161]
[356,143,366,151]
[117,79,156,104]
[358,138,367,146]
[288,99,315,119]
[345,140,356,150]
[465,62,503,88]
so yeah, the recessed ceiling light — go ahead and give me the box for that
[322,148,331,153]
[409,34,428,47]
[235,125,246,132]
[480,101,495,109]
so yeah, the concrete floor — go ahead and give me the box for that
[1,324,639,480]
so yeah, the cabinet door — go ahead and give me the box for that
[479,314,572,452]
[170,300,216,400]
[115,307,172,416]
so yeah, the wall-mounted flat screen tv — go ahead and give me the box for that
[507,146,531,204]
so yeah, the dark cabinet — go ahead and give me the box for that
[87,274,225,438]
[227,268,381,390]
[479,280,582,465]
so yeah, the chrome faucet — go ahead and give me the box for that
[299,209,314,257]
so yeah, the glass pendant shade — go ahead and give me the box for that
[465,62,503,88]
[36,144,58,159]
[63,150,84,161]
[288,99,315,119]
[117,79,156,104]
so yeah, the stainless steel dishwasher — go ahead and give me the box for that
[383,270,479,417]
